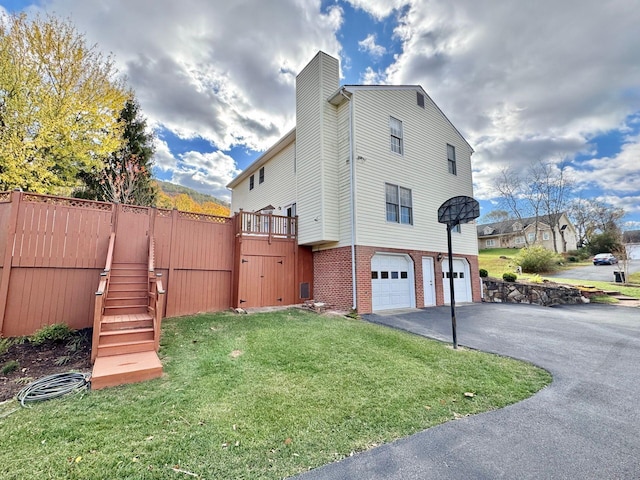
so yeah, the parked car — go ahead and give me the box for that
[593,253,618,265]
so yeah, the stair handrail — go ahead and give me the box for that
[92,232,116,362]
[147,236,165,351]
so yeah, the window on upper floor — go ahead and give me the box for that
[451,223,461,233]
[249,174,254,190]
[417,91,425,108]
[385,183,412,225]
[528,232,536,242]
[390,117,403,155]
[447,144,457,175]
[259,166,265,184]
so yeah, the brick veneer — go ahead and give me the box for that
[313,245,481,314]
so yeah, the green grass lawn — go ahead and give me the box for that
[0,309,551,479]
[478,248,524,278]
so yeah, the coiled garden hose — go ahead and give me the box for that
[16,372,90,407]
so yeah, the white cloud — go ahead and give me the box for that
[360,66,386,85]
[168,150,241,202]
[36,0,344,152]
[578,134,640,194]
[344,0,410,21]
[379,0,640,200]
[358,33,386,59]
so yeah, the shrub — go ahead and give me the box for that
[30,323,74,345]
[1,360,19,374]
[514,246,563,273]
[479,269,488,278]
[502,272,517,282]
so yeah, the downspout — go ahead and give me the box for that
[340,89,357,311]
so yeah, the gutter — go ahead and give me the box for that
[339,88,357,311]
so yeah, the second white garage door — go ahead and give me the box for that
[371,254,415,311]
[441,257,472,304]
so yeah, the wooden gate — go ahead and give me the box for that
[238,255,286,308]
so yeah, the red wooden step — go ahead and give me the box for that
[99,327,154,345]
[105,296,148,308]
[91,351,162,390]
[104,305,148,315]
[97,339,156,357]
[101,313,153,331]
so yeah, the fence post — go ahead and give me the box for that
[165,208,179,317]
[0,191,22,336]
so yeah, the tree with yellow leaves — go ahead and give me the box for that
[0,14,129,193]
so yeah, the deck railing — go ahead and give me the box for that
[237,211,297,240]
[147,236,165,351]
[91,232,115,362]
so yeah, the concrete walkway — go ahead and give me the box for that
[293,303,640,479]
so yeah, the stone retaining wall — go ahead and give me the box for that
[482,279,587,306]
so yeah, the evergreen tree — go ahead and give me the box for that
[76,98,157,205]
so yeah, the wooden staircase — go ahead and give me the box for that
[91,235,165,390]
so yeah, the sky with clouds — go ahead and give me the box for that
[2,0,639,228]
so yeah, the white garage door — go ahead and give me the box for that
[371,254,415,311]
[442,258,472,304]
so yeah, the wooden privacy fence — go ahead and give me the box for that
[0,191,310,338]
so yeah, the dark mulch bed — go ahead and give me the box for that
[0,329,92,402]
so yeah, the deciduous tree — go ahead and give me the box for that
[0,14,128,193]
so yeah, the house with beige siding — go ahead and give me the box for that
[227,52,480,313]
[477,213,578,253]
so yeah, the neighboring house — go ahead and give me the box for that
[477,213,578,253]
[227,52,480,314]
[623,230,640,260]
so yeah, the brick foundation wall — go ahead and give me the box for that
[313,247,354,311]
[313,245,480,314]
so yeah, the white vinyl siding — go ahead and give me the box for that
[295,51,340,245]
[230,141,297,214]
[349,88,477,255]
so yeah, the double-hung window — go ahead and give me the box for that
[385,183,412,225]
[249,174,254,190]
[390,117,403,155]
[447,144,457,175]
[259,166,265,184]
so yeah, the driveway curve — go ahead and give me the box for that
[293,303,640,480]
[545,259,640,282]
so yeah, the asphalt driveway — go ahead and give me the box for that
[293,303,640,480]
[546,259,640,282]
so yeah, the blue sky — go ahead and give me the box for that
[2,0,639,229]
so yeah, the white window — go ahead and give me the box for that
[543,232,550,241]
[515,236,525,244]
[452,224,461,233]
[447,144,456,175]
[528,232,536,242]
[486,239,495,247]
[390,117,403,155]
[385,183,412,225]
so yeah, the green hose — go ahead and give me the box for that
[16,372,90,407]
